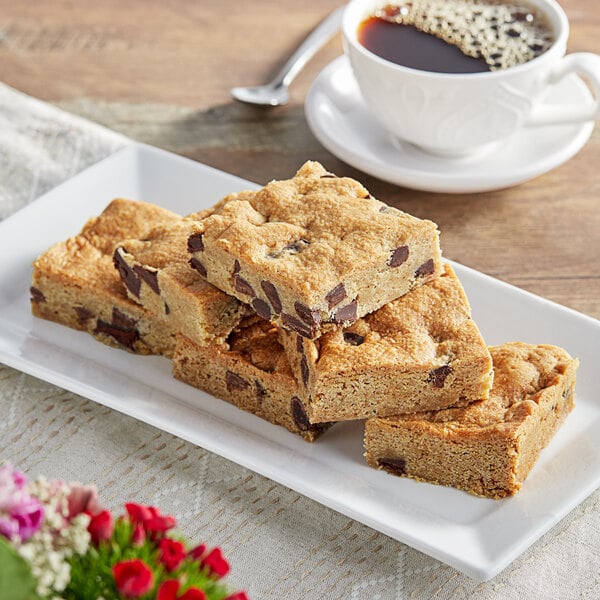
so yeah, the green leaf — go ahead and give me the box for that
[0,536,38,600]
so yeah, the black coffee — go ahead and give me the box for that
[358,1,555,74]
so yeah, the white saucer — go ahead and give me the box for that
[305,56,595,193]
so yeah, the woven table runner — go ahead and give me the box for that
[0,82,598,599]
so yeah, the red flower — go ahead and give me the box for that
[157,579,207,600]
[180,589,207,600]
[131,522,146,545]
[87,509,114,545]
[224,593,249,600]
[112,559,154,598]
[201,547,230,579]
[124,502,154,523]
[125,502,176,538]
[159,538,187,572]
[188,543,206,560]
[157,580,180,600]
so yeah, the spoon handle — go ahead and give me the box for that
[271,6,344,90]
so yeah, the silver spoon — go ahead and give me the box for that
[231,6,344,106]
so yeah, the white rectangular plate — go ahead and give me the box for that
[1,144,599,581]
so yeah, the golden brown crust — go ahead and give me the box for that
[172,318,332,442]
[31,198,179,355]
[115,211,244,347]
[364,342,578,498]
[280,264,493,421]
[188,161,442,337]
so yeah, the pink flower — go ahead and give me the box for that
[0,465,43,541]
[0,465,25,511]
[87,509,114,545]
[112,559,154,598]
[224,593,250,600]
[158,538,187,572]
[67,482,102,519]
[9,496,44,540]
[157,579,207,600]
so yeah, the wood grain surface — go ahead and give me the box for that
[1,0,599,319]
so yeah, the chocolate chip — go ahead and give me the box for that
[282,313,313,338]
[267,239,311,258]
[291,397,310,430]
[325,283,347,310]
[233,259,241,275]
[111,308,137,330]
[343,332,364,346]
[282,239,309,255]
[225,370,249,392]
[507,28,521,37]
[379,205,388,212]
[75,306,93,325]
[333,300,358,325]
[300,355,310,387]
[234,275,255,297]
[29,286,46,304]
[415,259,435,278]
[189,258,207,277]
[255,380,267,403]
[261,280,282,313]
[94,319,139,350]
[164,303,170,315]
[428,365,452,388]
[252,298,271,320]
[377,458,406,476]
[296,335,304,353]
[113,248,141,297]
[134,265,160,294]
[294,302,321,328]
[389,245,409,268]
[187,232,204,253]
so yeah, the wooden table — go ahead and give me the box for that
[1,0,599,319]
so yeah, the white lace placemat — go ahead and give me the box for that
[0,81,598,599]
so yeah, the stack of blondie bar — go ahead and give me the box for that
[31,161,578,498]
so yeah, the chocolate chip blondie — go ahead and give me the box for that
[31,199,178,355]
[364,342,578,498]
[172,316,332,442]
[187,161,442,338]
[114,213,245,348]
[279,264,493,422]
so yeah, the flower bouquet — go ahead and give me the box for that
[0,464,248,600]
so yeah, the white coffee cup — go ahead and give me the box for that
[342,0,600,157]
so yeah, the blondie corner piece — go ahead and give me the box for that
[172,317,332,442]
[31,199,179,356]
[279,264,493,422]
[187,161,442,339]
[364,342,578,498]
[113,212,245,348]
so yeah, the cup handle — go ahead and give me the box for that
[525,53,600,127]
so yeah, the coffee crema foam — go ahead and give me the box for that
[375,1,555,70]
